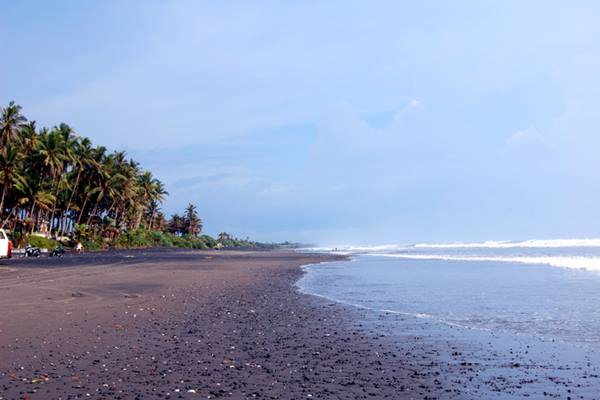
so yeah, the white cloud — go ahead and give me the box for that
[507,126,544,146]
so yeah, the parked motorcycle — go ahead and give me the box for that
[24,244,41,257]
[49,246,66,258]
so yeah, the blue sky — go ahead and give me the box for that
[2,1,600,244]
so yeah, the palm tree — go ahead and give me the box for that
[11,176,55,231]
[112,159,139,229]
[0,101,176,246]
[85,158,125,226]
[20,121,39,154]
[134,171,158,229]
[0,101,26,147]
[77,145,105,224]
[61,137,93,236]
[0,144,25,224]
[38,128,66,236]
[168,214,185,235]
[14,174,54,217]
[148,180,168,229]
[184,203,202,236]
[218,232,232,243]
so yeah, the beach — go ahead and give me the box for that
[0,249,449,399]
[300,251,600,399]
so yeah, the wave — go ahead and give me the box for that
[299,244,408,254]
[302,239,600,255]
[375,253,600,271]
[415,238,600,249]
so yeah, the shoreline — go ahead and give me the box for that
[0,249,446,399]
[300,255,600,398]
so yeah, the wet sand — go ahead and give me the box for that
[0,249,447,399]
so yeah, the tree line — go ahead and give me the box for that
[0,101,212,248]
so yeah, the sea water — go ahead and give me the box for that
[298,239,600,346]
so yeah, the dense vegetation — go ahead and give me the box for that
[0,102,267,251]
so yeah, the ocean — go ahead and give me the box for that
[299,239,600,347]
[298,239,600,396]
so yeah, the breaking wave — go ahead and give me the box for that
[300,244,411,254]
[414,238,600,249]
[302,239,600,272]
[376,253,600,272]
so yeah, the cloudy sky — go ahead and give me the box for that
[3,1,600,244]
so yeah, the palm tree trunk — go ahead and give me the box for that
[61,169,81,237]
[135,206,145,230]
[29,203,36,234]
[77,195,89,225]
[86,201,99,226]
[1,204,19,229]
[57,211,65,239]
[107,199,117,218]
[149,210,155,230]
[28,201,35,219]
[0,187,6,225]
[48,174,60,237]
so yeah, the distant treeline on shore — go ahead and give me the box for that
[0,101,276,251]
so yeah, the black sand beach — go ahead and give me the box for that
[3,249,596,399]
[1,249,449,399]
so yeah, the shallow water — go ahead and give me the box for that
[298,252,600,346]
[298,250,600,397]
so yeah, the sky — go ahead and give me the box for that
[2,1,600,244]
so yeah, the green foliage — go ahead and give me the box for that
[27,234,59,250]
[169,234,208,249]
[73,223,91,242]
[0,100,279,252]
[0,101,168,240]
[184,203,202,236]
[82,238,104,251]
[115,228,153,248]
[216,231,264,248]
[200,234,217,248]
[157,233,173,247]
[168,205,203,237]
[106,228,271,250]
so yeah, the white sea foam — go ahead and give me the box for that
[299,244,408,254]
[376,253,600,271]
[303,239,600,254]
[414,238,600,249]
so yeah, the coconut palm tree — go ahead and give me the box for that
[148,180,168,229]
[134,171,158,229]
[0,144,25,224]
[0,101,27,147]
[60,137,93,236]
[184,203,202,236]
[88,158,125,225]
[38,128,66,236]
[20,121,39,154]
[77,145,106,224]
[0,101,174,246]
[112,159,139,229]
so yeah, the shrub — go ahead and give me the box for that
[83,238,104,251]
[115,229,153,248]
[200,235,217,248]
[73,224,92,242]
[158,233,173,247]
[69,227,268,251]
[27,235,60,250]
